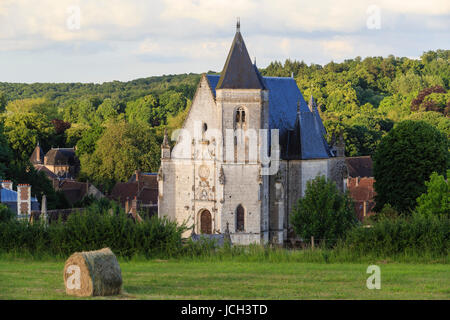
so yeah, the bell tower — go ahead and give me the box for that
[214,19,270,244]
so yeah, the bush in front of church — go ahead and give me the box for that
[290,175,358,247]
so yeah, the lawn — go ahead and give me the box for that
[0,258,448,299]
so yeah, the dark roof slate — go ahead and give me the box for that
[207,74,331,160]
[216,30,265,90]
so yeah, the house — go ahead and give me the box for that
[29,143,103,205]
[344,156,376,221]
[0,180,40,218]
[30,143,80,180]
[157,22,348,245]
[110,170,158,219]
[53,180,104,205]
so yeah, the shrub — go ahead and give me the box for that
[0,204,14,222]
[344,213,449,256]
[290,175,358,246]
[415,170,449,218]
[0,204,187,259]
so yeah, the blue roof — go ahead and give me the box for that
[206,74,331,159]
[0,188,39,202]
[0,188,17,202]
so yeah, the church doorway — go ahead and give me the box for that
[200,210,212,234]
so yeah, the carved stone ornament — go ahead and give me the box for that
[219,166,225,185]
[157,167,164,182]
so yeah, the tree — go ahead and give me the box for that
[2,112,54,160]
[75,124,104,156]
[0,122,13,179]
[373,120,449,213]
[96,98,121,122]
[125,94,160,126]
[79,121,160,189]
[290,175,357,245]
[5,98,58,121]
[415,170,449,218]
[406,111,450,140]
[0,92,6,112]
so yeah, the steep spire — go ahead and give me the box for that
[216,20,265,90]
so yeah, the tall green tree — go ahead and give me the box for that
[373,120,449,213]
[79,121,160,189]
[290,175,357,245]
[2,112,54,160]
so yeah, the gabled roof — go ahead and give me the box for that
[216,26,265,90]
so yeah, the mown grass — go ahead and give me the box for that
[0,254,448,300]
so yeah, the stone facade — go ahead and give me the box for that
[158,24,347,245]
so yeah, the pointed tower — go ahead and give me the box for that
[161,128,171,159]
[214,19,270,244]
[216,20,266,90]
[29,141,44,165]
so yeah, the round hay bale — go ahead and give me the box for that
[63,247,122,297]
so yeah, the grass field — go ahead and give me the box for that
[0,257,448,299]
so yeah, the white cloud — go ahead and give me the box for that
[0,0,447,82]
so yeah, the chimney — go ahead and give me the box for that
[131,196,139,215]
[363,201,367,217]
[125,197,130,214]
[17,184,31,217]
[135,170,140,183]
[1,180,13,190]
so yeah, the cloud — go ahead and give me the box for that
[0,0,448,82]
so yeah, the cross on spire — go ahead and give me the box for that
[236,17,240,32]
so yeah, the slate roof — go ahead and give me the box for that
[203,25,332,160]
[0,187,40,213]
[44,148,77,166]
[345,156,373,177]
[216,27,265,90]
[207,73,331,159]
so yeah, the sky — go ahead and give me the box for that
[0,0,449,83]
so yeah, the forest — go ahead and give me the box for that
[0,49,448,207]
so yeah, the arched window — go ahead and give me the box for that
[235,107,246,129]
[236,204,245,232]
